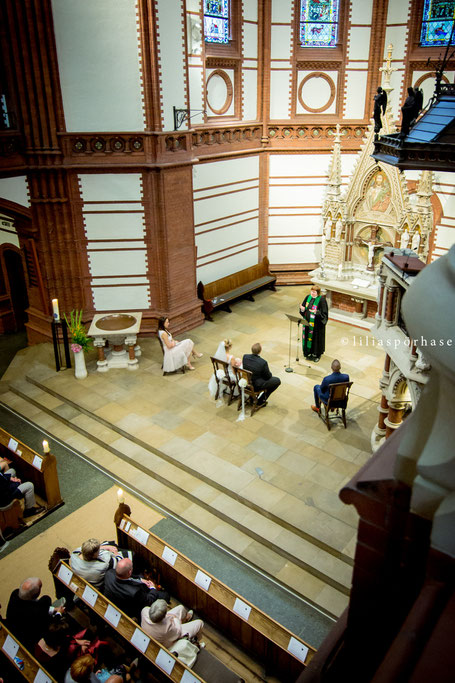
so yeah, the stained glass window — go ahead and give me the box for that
[204,0,230,44]
[420,0,455,46]
[300,0,339,48]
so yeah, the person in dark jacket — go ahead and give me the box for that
[103,558,169,620]
[242,343,281,407]
[6,577,64,648]
[0,469,44,517]
[312,359,350,413]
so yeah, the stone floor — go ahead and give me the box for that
[0,284,385,619]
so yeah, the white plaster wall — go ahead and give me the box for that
[0,176,30,207]
[386,0,411,23]
[243,22,257,58]
[344,71,368,119]
[193,156,259,283]
[0,217,19,248]
[347,28,371,61]
[188,60,205,126]
[243,69,258,120]
[51,0,144,132]
[350,0,373,24]
[271,0,292,24]
[207,69,235,116]
[297,71,338,115]
[270,71,292,119]
[271,25,292,60]
[156,0,186,131]
[243,0,258,22]
[79,174,149,311]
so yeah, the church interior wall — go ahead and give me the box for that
[193,155,260,283]
[0,177,30,209]
[79,173,150,312]
[51,0,145,132]
[156,0,188,132]
[0,217,19,249]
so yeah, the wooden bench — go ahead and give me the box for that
[51,559,241,682]
[197,257,276,321]
[0,621,57,682]
[115,511,314,680]
[0,428,63,533]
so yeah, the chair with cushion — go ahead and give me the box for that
[319,381,353,431]
[233,367,263,416]
[210,356,237,405]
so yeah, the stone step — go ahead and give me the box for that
[1,385,350,617]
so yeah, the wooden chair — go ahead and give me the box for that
[210,356,237,405]
[157,332,185,375]
[233,367,263,416]
[0,498,24,541]
[319,381,353,431]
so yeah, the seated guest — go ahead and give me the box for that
[141,599,203,649]
[64,654,98,683]
[6,577,65,648]
[0,469,44,517]
[312,359,350,413]
[103,558,169,620]
[158,316,202,372]
[34,620,71,680]
[242,343,281,407]
[70,539,124,589]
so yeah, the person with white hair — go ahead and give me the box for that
[141,599,203,649]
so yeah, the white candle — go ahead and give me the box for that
[42,440,50,453]
[52,299,60,321]
[117,488,125,503]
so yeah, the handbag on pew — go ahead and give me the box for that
[171,636,200,668]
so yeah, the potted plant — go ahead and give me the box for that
[63,310,92,379]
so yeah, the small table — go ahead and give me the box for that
[88,313,142,372]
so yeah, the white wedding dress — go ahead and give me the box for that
[159,330,194,372]
[208,341,238,398]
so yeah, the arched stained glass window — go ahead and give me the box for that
[300,0,339,48]
[420,0,455,46]
[204,0,230,44]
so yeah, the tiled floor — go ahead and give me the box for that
[0,284,385,617]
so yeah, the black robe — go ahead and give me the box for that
[300,295,328,359]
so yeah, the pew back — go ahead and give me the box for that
[0,621,57,682]
[0,427,63,509]
[52,560,206,683]
[116,515,314,679]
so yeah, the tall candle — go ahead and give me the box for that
[52,299,60,321]
[42,440,50,453]
[117,488,125,504]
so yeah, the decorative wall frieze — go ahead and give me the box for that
[267,123,367,142]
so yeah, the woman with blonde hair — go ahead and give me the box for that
[208,338,241,398]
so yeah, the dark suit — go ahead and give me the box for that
[242,353,281,402]
[314,371,350,408]
[103,569,169,620]
[6,588,53,648]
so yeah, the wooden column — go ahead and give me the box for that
[385,402,406,438]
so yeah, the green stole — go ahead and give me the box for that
[304,295,321,350]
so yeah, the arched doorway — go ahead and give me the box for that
[0,245,29,333]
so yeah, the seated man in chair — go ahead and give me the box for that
[312,359,349,413]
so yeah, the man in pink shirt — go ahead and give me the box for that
[141,599,203,649]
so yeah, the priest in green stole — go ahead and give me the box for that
[299,285,328,362]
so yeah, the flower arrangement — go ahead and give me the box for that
[64,310,92,353]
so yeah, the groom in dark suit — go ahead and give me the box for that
[312,359,349,413]
[242,343,281,407]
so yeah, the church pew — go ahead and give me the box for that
[0,427,63,510]
[115,512,314,680]
[197,256,276,320]
[0,621,57,682]
[51,559,210,683]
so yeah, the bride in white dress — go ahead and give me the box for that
[208,339,242,398]
[158,317,202,372]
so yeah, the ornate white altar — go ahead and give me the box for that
[88,312,142,372]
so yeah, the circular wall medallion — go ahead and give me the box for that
[298,72,336,113]
[206,69,233,115]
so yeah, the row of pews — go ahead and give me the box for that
[0,426,63,537]
[2,502,316,682]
